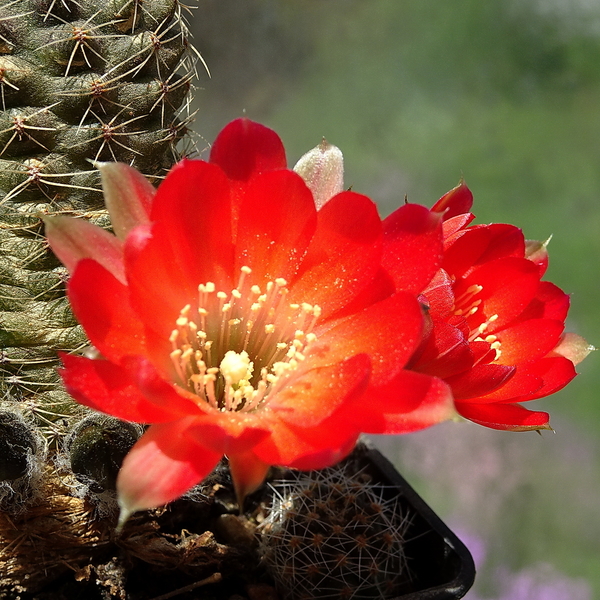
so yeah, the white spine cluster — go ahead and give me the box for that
[258,461,412,600]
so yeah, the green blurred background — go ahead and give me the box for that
[191,1,599,597]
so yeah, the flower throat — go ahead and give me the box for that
[169,266,321,412]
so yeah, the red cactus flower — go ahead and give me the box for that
[400,181,592,431]
[45,119,455,522]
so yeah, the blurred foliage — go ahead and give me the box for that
[193,0,599,428]
[197,0,600,594]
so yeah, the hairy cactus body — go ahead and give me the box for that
[259,461,412,600]
[0,407,46,511]
[0,0,198,453]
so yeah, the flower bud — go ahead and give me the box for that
[293,139,344,209]
[67,415,141,493]
[0,410,46,512]
[0,412,36,482]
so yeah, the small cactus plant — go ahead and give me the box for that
[258,458,412,600]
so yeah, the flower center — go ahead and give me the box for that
[452,283,502,360]
[169,266,322,412]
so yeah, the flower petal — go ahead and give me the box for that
[44,216,125,283]
[334,370,456,434]
[508,356,577,402]
[445,363,516,400]
[268,354,371,427]
[552,333,594,366]
[443,224,525,279]
[430,180,473,220]
[98,162,154,240]
[460,257,541,331]
[290,191,382,318]
[516,282,570,323]
[209,118,287,181]
[309,291,424,383]
[68,259,145,361]
[117,418,221,521]
[411,321,473,379]
[149,159,235,289]
[525,238,550,276]
[252,414,359,470]
[124,225,192,341]
[456,402,551,432]
[59,354,198,423]
[494,319,564,365]
[382,203,443,294]
[422,269,455,320]
[186,412,271,455]
[235,170,317,283]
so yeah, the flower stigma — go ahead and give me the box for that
[168,266,322,412]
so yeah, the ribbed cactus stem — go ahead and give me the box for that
[0,0,199,463]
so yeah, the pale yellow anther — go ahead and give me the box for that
[172,270,324,413]
[485,335,497,343]
[199,282,216,294]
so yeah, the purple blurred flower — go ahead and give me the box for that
[468,563,592,600]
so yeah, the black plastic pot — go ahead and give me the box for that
[361,441,475,600]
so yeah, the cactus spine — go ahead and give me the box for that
[259,461,412,600]
[0,0,198,460]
